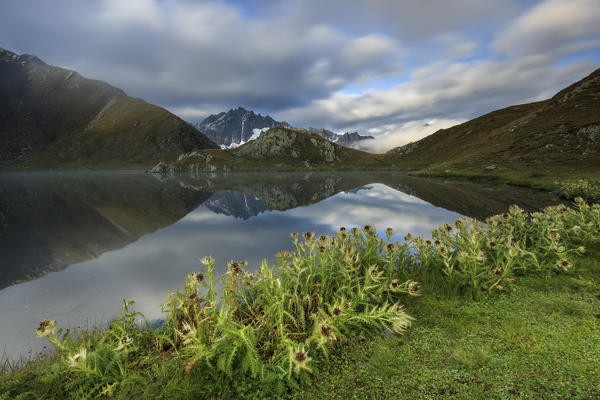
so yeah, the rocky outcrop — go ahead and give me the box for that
[234,129,300,158]
[233,128,339,163]
[577,124,600,143]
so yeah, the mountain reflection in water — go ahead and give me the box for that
[0,171,564,358]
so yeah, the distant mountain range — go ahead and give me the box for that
[0,48,217,169]
[194,107,374,149]
[1,46,598,182]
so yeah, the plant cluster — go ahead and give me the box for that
[159,227,417,382]
[554,179,600,202]
[12,200,599,398]
[396,199,599,297]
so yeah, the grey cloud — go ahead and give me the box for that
[1,0,598,148]
[0,0,404,115]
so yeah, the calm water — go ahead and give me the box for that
[0,171,563,359]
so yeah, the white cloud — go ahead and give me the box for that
[493,0,600,55]
[354,119,467,153]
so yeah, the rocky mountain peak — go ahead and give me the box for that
[195,107,373,149]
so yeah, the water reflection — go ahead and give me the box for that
[0,171,563,358]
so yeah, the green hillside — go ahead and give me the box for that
[385,68,600,185]
[0,48,218,169]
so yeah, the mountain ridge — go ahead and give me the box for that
[0,48,218,169]
[195,107,374,149]
[384,67,600,183]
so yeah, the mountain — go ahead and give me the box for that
[0,171,212,289]
[195,107,288,148]
[302,127,374,146]
[385,68,600,182]
[171,127,389,172]
[203,191,269,220]
[195,107,374,148]
[0,48,218,169]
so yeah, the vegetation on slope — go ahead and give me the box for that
[0,48,217,169]
[385,68,600,189]
[1,199,599,399]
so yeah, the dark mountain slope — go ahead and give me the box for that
[0,48,217,169]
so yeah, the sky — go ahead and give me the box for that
[2,0,600,151]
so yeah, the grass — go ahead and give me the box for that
[1,200,599,399]
[293,261,600,400]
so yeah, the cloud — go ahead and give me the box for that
[1,0,598,152]
[493,0,600,56]
[0,0,404,113]
[353,119,467,153]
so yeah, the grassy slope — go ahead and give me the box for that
[0,48,217,169]
[294,260,600,400]
[384,68,600,187]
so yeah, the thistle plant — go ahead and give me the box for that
[31,199,599,395]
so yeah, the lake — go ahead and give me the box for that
[0,171,564,359]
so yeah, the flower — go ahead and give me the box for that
[392,303,405,315]
[317,321,336,343]
[36,320,56,338]
[556,259,572,271]
[67,348,87,368]
[362,225,376,236]
[454,219,466,229]
[404,233,413,241]
[367,265,383,281]
[116,335,133,351]
[178,321,197,346]
[227,261,246,276]
[187,272,204,286]
[303,232,315,241]
[290,345,312,374]
[339,227,347,232]
[199,256,214,266]
[318,245,326,253]
[385,227,394,237]
[275,250,293,259]
[319,235,327,242]
[407,281,421,296]
[389,279,401,292]
[389,304,413,333]
[577,246,586,254]
[351,227,360,237]
[291,232,299,240]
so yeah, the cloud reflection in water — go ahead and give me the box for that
[0,183,462,359]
